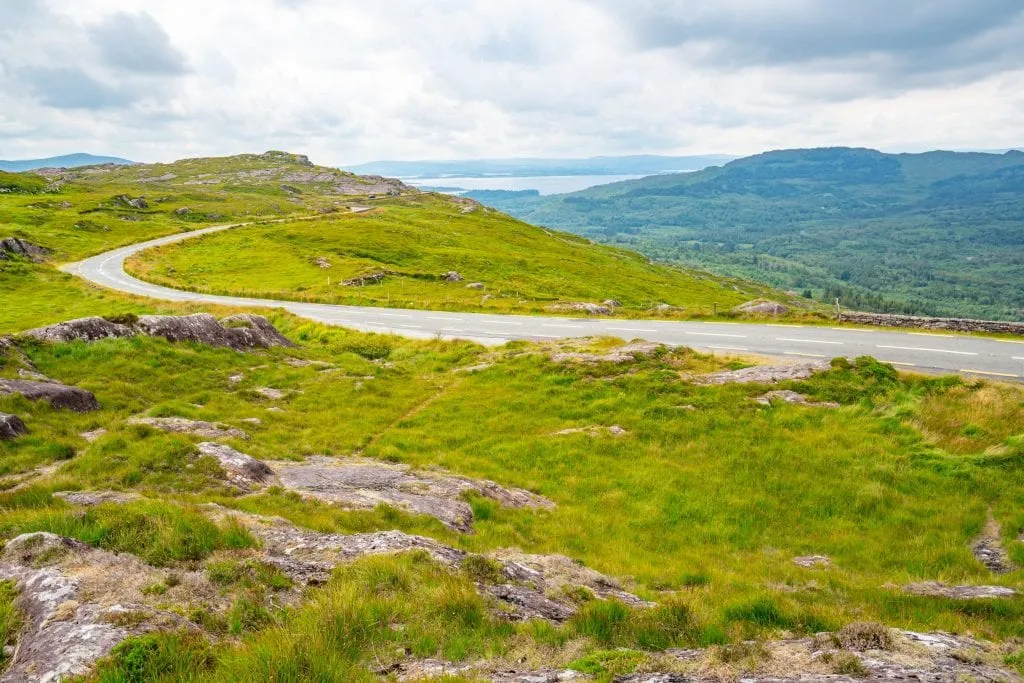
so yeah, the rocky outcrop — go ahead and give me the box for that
[21,314,293,351]
[115,194,148,209]
[135,313,294,350]
[755,390,839,408]
[271,456,553,532]
[547,302,612,316]
[551,341,664,364]
[196,442,274,490]
[341,271,389,286]
[0,533,195,683]
[0,412,28,439]
[0,237,50,262]
[734,299,790,315]
[53,490,142,506]
[0,379,99,412]
[441,271,462,282]
[700,360,831,385]
[619,629,1022,682]
[126,417,248,440]
[972,514,1016,574]
[21,317,135,343]
[839,311,1024,336]
[554,425,627,437]
[466,282,485,290]
[206,507,645,622]
[172,207,191,215]
[792,554,830,568]
[903,581,1017,599]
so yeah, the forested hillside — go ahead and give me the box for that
[471,148,1024,321]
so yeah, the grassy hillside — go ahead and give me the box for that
[125,194,788,317]
[471,147,1024,321]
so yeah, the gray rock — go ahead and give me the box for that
[547,302,612,316]
[80,428,107,442]
[116,194,148,209]
[792,554,831,568]
[602,299,622,307]
[270,456,553,532]
[903,581,1017,599]
[135,313,294,351]
[0,532,192,683]
[0,379,99,412]
[441,271,462,282]
[551,341,664,365]
[172,207,191,215]
[755,390,840,408]
[649,303,679,313]
[53,491,142,506]
[701,360,831,385]
[341,271,389,286]
[466,282,485,290]
[21,317,135,343]
[254,387,286,400]
[127,417,248,440]
[0,413,28,440]
[314,256,331,269]
[554,425,627,437]
[0,237,50,262]
[972,515,1016,574]
[196,442,274,490]
[735,299,791,315]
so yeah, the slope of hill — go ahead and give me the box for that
[470,147,1024,321]
[0,153,135,172]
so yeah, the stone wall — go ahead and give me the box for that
[839,311,1024,335]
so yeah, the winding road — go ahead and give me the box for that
[61,220,1024,380]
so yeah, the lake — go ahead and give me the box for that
[402,174,647,196]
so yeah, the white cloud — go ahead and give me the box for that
[0,0,1021,163]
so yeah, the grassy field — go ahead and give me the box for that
[124,194,792,318]
[2,314,1023,679]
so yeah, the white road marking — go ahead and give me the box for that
[876,345,977,356]
[542,324,586,329]
[425,316,463,321]
[1013,357,1024,361]
[486,321,524,326]
[396,324,423,329]
[529,333,561,338]
[605,327,658,332]
[776,337,843,345]
[831,327,874,333]
[784,351,826,358]
[378,313,412,318]
[706,345,749,351]
[685,331,747,338]
[960,369,1020,378]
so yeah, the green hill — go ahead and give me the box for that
[470,147,1024,321]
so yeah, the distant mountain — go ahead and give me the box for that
[0,153,135,172]
[470,147,1024,321]
[343,154,736,179]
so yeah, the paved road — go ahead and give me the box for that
[61,220,1024,381]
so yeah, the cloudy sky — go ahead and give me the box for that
[2,0,1022,164]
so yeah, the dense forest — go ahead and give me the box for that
[470,147,1024,321]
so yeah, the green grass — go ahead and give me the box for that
[0,580,20,670]
[124,193,793,317]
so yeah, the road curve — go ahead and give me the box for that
[61,220,1024,381]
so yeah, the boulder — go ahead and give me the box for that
[314,256,331,269]
[0,237,50,262]
[53,490,142,506]
[546,302,612,316]
[172,207,191,215]
[21,317,135,343]
[0,412,28,440]
[792,554,830,568]
[903,581,1017,599]
[602,299,622,308]
[196,442,274,490]
[115,194,148,209]
[735,299,791,315]
[341,272,389,286]
[135,313,294,350]
[0,379,99,412]
[127,417,248,440]
[551,341,664,364]
[466,282,485,290]
[441,271,462,282]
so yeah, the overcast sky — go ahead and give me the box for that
[2,0,1022,164]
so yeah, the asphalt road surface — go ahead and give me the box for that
[61,220,1024,381]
